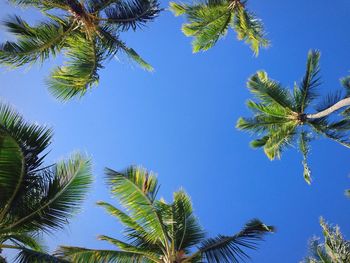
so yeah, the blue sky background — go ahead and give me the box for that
[1,0,350,262]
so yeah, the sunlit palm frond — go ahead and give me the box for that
[262,123,297,160]
[171,1,232,52]
[48,35,104,100]
[56,246,146,263]
[233,5,269,55]
[170,190,205,252]
[104,167,167,244]
[0,16,71,67]
[170,0,268,54]
[247,71,295,110]
[302,218,350,263]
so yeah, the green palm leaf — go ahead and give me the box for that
[56,246,146,263]
[170,0,268,54]
[0,16,72,67]
[48,35,103,100]
[187,219,274,263]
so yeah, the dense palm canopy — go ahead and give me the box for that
[0,103,92,262]
[301,218,350,263]
[0,0,160,100]
[55,166,274,262]
[237,50,350,184]
[170,0,268,54]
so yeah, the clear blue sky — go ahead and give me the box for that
[1,0,350,262]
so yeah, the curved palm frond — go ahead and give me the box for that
[47,35,103,100]
[15,248,68,263]
[186,219,274,263]
[0,16,72,67]
[4,154,92,233]
[104,167,168,245]
[170,0,268,54]
[56,246,148,263]
[103,0,160,31]
[0,103,92,261]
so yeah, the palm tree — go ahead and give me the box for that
[0,103,92,262]
[170,0,268,55]
[301,218,350,263]
[0,0,160,100]
[55,166,274,262]
[236,50,350,184]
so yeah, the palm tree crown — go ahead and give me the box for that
[301,218,350,263]
[237,50,350,184]
[56,166,274,262]
[170,0,268,54]
[0,103,92,262]
[0,0,160,100]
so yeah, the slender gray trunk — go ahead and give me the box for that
[306,97,350,119]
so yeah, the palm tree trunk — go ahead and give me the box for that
[306,97,350,119]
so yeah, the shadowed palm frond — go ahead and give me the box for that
[15,248,69,263]
[188,219,274,263]
[104,0,160,31]
[296,50,321,113]
[0,103,92,261]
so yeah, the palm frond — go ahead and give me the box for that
[104,167,168,245]
[3,154,92,233]
[172,1,232,53]
[297,50,321,113]
[56,246,145,263]
[103,0,160,31]
[299,132,311,184]
[262,123,297,160]
[9,0,70,10]
[0,16,71,67]
[0,103,52,216]
[233,5,269,55]
[98,235,160,261]
[170,190,205,251]
[15,248,68,263]
[247,71,295,111]
[189,219,274,263]
[341,75,350,97]
[97,201,147,235]
[236,115,292,134]
[47,35,104,100]
[97,27,153,71]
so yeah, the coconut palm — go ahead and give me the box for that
[0,0,160,100]
[301,218,350,263]
[170,0,268,55]
[0,103,92,262]
[236,50,350,184]
[56,166,274,263]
